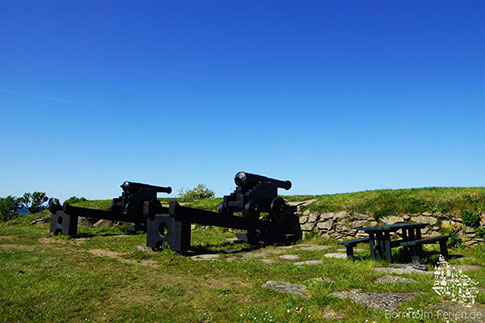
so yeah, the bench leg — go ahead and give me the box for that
[345,245,354,261]
[369,233,376,261]
[415,228,423,254]
[376,232,385,260]
[410,245,420,264]
[408,229,415,242]
[384,231,392,263]
[439,240,449,259]
[401,229,410,254]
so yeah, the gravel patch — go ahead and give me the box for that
[372,267,432,275]
[330,289,418,311]
[324,253,347,259]
[294,260,323,266]
[322,308,344,319]
[276,245,299,249]
[374,275,417,284]
[389,263,427,271]
[191,254,220,261]
[262,281,309,297]
[279,254,300,260]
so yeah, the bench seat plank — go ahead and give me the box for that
[400,235,449,247]
[337,237,370,246]
[400,235,450,264]
[337,237,370,260]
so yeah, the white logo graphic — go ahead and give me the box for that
[432,255,479,307]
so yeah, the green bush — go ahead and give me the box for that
[440,227,465,248]
[0,195,21,221]
[447,235,464,248]
[177,184,215,200]
[462,210,480,227]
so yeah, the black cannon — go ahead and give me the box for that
[50,181,172,236]
[219,171,294,224]
[111,181,172,216]
[145,172,301,253]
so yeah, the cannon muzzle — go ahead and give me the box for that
[234,171,292,190]
[121,181,172,194]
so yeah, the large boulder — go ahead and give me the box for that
[308,213,319,223]
[413,215,437,225]
[381,216,404,225]
[317,219,334,231]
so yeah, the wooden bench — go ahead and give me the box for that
[400,235,450,264]
[337,237,370,260]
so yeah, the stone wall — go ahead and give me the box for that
[299,211,485,246]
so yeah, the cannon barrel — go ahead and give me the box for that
[121,181,172,194]
[234,171,292,190]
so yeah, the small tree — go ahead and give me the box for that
[0,195,21,221]
[177,184,215,199]
[20,192,49,214]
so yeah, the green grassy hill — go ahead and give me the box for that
[71,187,485,219]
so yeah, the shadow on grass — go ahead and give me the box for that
[348,247,464,266]
[72,224,137,238]
[187,241,259,256]
[71,233,133,238]
[68,230,140,239]
[390,247,464,265]
[187,236,302,256]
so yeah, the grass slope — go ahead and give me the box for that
[306,187,485,218]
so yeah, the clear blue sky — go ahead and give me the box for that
[0,1,484,201]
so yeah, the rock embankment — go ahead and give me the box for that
[299,211,484,246]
